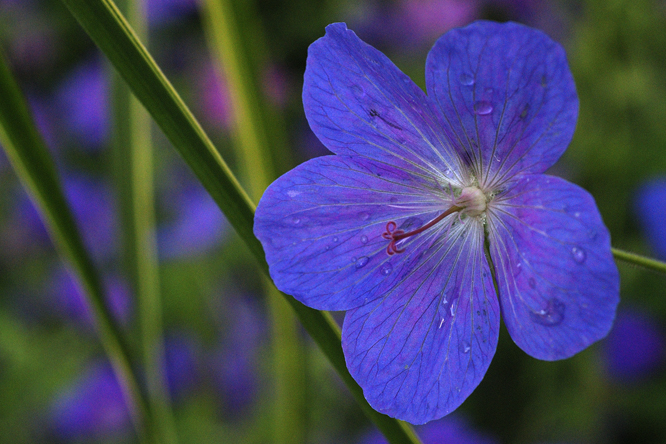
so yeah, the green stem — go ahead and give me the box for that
[0,46,150,442]
[201,1,303,441]
[612,247,666,274]
[111,0,177,442]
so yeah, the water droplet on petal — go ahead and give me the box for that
[380,263,393,276]
[450,303,456,317]
[474,101,493,115]
[332,236,339,243]
[355,256,369,269]
[572,246,586,263]
[528,277,536,289]
[462,342,471,353]
[290,216,301,225]
[443,168,452,177]
[359,212,370,221]
[587,229,598,240]
[530,298,565,326]
[459,73,475,86]
[360,235,368,244]
[573,211,581,218]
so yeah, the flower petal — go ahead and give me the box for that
[425,21,578,187]
[487,175,619,360]
[304,23,465,185]
[255,155,456,311]
[341,221,499,424]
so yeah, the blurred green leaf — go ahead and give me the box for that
[0,47,150,442]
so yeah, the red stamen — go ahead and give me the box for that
[382,206,460,255]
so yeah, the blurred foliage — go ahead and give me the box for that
[1,0,666,443]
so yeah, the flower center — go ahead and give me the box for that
[455,186,487,217]
[381,186,488,255]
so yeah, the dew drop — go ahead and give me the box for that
[359,212,370,221]
[360,235,368,244]
[439,318,445,329]
[459,73,475,86]
[587,229,598,240]
[573,211,581,218]
[290,216,301,225]
[571,246,586,263]
[530,298,565,326]
[462,342,471,353]
[351,257,356,263]
[443,168,452,177]
[474,101,493,115]
[528,277,536,289]
[355,256,369,269]
[380,262,393,276]
[450,303,456,317]
[332,236,339,243]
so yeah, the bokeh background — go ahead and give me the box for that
[1,0,666,443]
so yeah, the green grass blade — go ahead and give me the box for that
[0,47,151,443]
[58,1,421,442]
[110,0,177,442]
[201,1,304,442]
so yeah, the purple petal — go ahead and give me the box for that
[487,175,619,360]
[303,23,465,184]
[425,21,578,187]
[255,155,457,311]
[634,177,666,260]
[342,220,499,423]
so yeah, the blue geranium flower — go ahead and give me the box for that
[254,21,619,424]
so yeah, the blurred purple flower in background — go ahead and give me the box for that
[41,265,132,329]
[48,361,133,442]
[209,294,265,416]
[601,308,666,384]
[157,171,228,259]
[359,415,498,444]
[393,0,481,48]
[193,60,233,131]
[349,0,480,50]
[634,177,666,260]
[147,0,200,27]
[163,332,202,401]
[54,58,110,151]
[48,334,201,441]
[7,173,118,261]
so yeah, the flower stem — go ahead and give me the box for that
[111,0,178,442]
[201,1,304,442]
[612,248,666,275]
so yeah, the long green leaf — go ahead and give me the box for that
[58,0,421,442]
[0,47,151,442]
[201,1,305,442]
[111,0,177,442]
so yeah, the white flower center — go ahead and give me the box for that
[455,186,487,217]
